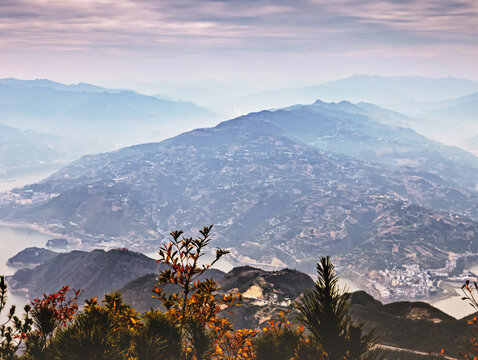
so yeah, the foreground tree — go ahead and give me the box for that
[23,286,81,359]
[296,256,379,360]
[130,310,181,360]
[154,225,255,360]
[48,292,139,360]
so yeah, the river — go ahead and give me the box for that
[431,290,473,320]
[0,172,56,320]
[0,225,51,320]
[429,264,478,320]
[0,171,57,192]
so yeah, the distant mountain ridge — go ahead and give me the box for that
[381,91,478,157]
[0,78,110,93]
[212,75,478,116]
[0,78,218,151]
[314,75,478,102]
[388,92,478,122]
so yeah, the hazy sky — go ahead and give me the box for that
[1,0,478,87]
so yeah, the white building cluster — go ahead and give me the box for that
[378,264,437,299]
[0,190,58,205]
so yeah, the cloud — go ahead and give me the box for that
[1,0,477,81]
[2,0,476,51]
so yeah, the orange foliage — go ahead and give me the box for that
[211,318,257,360]
[84,293,141,331]
[30,286,82,328]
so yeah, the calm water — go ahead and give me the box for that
[0,225,51,319]
[428,264,478,319]
[0,171,56,192]
[0,173,55,319]
[431,290,473,320]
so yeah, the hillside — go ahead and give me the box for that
[0,125,78,178]
[349,291,472,357]
[6,249,158,301]
[118,265,313,312]
[265,100,478,191]
[219,266,314,301]
[225,292,473,358]
[6,247,57,267]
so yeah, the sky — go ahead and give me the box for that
[1,0,478,88]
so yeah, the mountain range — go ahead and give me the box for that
[385,92,478,155]
[2,100,478,281]
[393,92,478,122]
[193,75,478,159]
[0,78,218,152]
[0,78,109,93]
[205,75,478,117]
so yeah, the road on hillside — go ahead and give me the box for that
[380,344,458,360]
